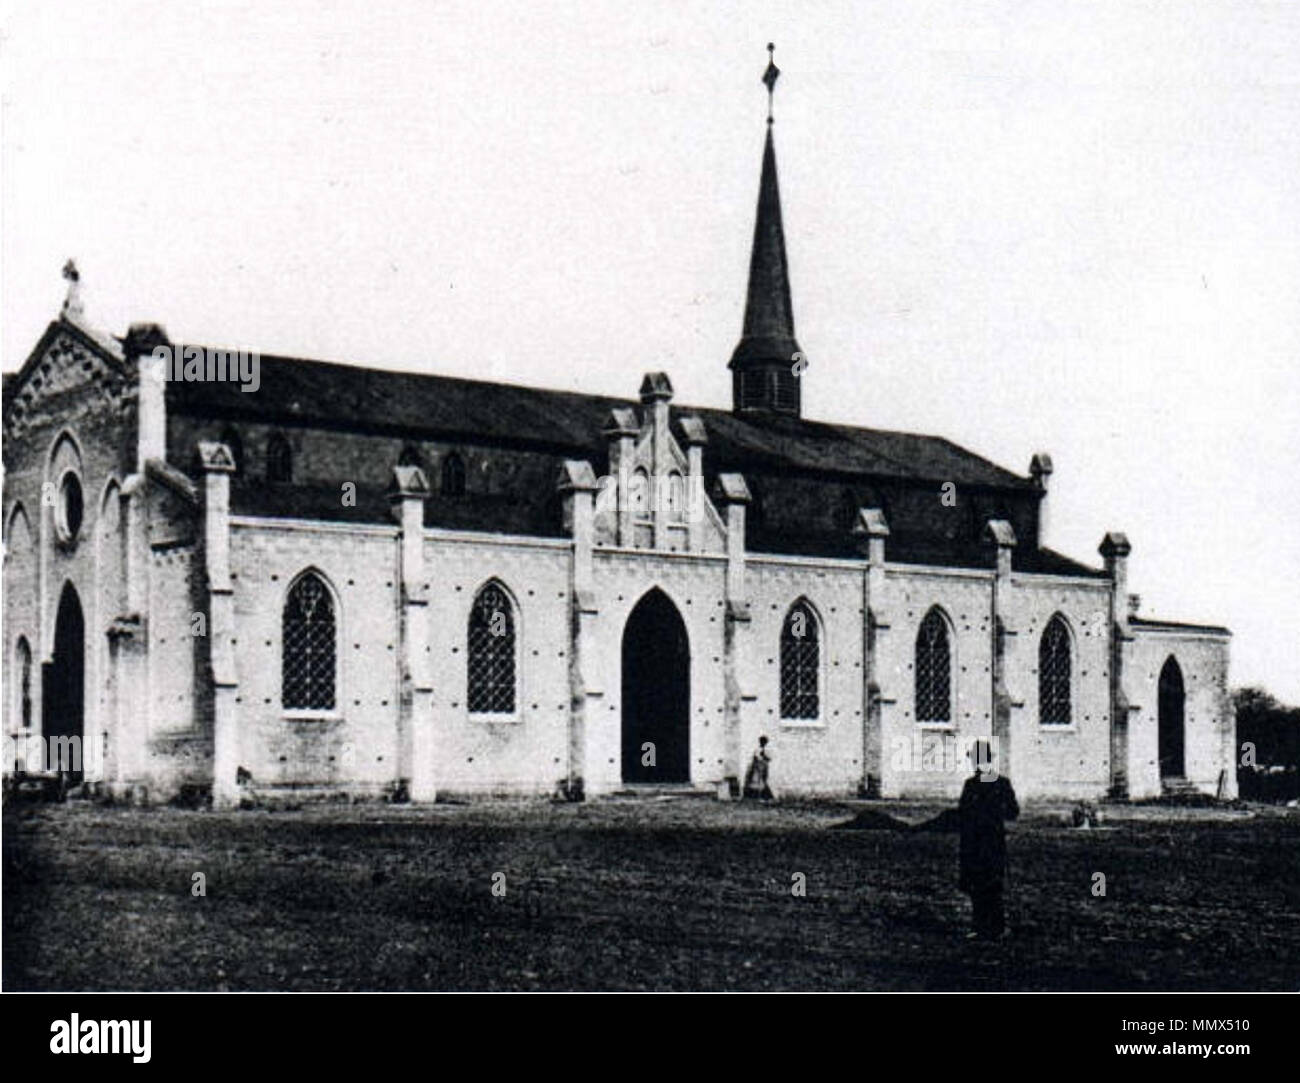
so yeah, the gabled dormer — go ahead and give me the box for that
[594,372,725,553]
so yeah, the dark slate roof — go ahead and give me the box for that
[165,350,1104,576]
[229,480,562,539]
[167,352,1035,489]
[1130,616,1232,636]
[745,514,1102,576]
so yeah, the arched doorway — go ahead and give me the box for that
[621,589,690,784]
[1157,656,1185,779]
[44,583,85,781]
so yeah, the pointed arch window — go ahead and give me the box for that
[220,426,244,477]
[780,600,821,720]
[266,433,292,483]
[55,471,83,543]
[398,443,425,470]
[440,451,466,497]
[915,608,952,724]
[665,471,686,522]
[15,637,32,729]
[468,581,517,715]
[629,468,651,521]
[1039,615,1072,726]
[282,571,337,711]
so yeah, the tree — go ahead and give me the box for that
[1233,686,1300,801]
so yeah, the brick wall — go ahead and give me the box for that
[586,549,730,794]
[228,520,401,790]
[2,323,139,783]
[1127,630,1234,799]
[745,557,865,794]
[1003,574,1114,800]
[425,533,572,795]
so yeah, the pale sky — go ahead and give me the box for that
[2,1,1297,700]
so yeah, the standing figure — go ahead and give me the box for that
[743,735,773,800]
[958,739,1019,939]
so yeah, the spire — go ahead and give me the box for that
[730,44,803,416]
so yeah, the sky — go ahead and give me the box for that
[2,0,1298,701]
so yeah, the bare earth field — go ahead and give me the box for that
[4,798,1298,991]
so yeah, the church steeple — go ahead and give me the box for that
[730,44,803,417]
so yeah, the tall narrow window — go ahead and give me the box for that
[915,607,952,724]
[441,451,466,497]
[282,571,336,711]
[629,468,651,521]
[665,472,685,522]
[772,369,798,412]
[739,370,767,410]
[780,600,820,720]
[1038,615,1072,725]
[16,637,32,729]
[266,433,292,482]
[468,581,516,715]
[220,426,243,477]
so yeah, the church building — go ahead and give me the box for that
[2,55,1235,807]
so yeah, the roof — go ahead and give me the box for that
[166,351,1036,491]
[163,349,1107,577]
[1130,616,1232,637]
[731,126,800,371]
[4,318,1099,573]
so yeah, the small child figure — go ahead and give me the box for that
[743,735,774,800]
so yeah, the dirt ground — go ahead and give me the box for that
[4,797,1298,991]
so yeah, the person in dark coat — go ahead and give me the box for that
[743,736,773,800]
[958,738,1019,939]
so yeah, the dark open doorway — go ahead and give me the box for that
[43,582,86,782]
[1157,655,1185,779]
[621,588,690,784]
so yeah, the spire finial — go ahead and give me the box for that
[762,42,780,125]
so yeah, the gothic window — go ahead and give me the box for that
[1039,615,1072,726]
[748,479,765,526]
[468,581,517,715]
[837,487,859,531]
[220,426,243,477]
[56,471,83,543]
[441,451,466,497]
[266,433,292,483]
[630,468,651,521]
[780,600,820,720]
[666,471,685,522]
[398,444,425,469]
[915,607,952,724]
[282,571,337,711]
[15,637,32,729]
